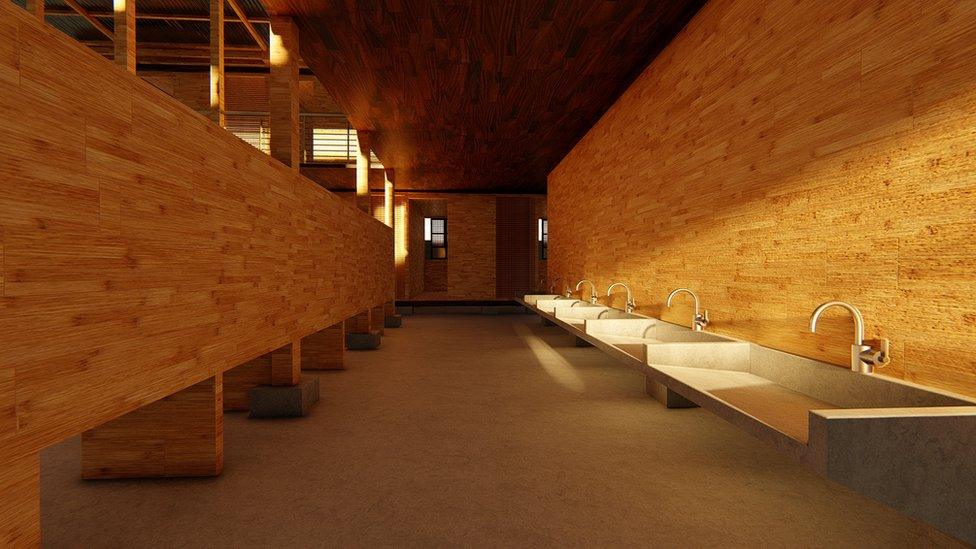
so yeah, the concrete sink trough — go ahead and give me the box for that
[518,293,976,543]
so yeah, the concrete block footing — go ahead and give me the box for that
[645,377,699,409]
[384,314,402,328]
[248,377,320,418]
[346,330,382,350]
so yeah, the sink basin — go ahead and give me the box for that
[520,293,976,543]
[534,298,586,313]
[521,294,564,306]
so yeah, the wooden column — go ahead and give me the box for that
[384,168,395,227]
[270,340,300,386]
[223,354,272,411]
[113,0,135,73]
[0,453,40,546]
[81,375,223,479]
[301,322,345,370]
[355,129,372,212]
[370,304,385,334]
[269,16,300,169]
[25,0,43,19]
[345,310,371,334]
[208,0,225,126]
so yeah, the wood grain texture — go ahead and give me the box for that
[345,310,371,334]
[548,0,976,398]
[0,453,39,547]
[269,16,300,169]
[270,341,300,386]
[0,3,393,462]
[223,354,272,411]
[370,305,385,334]
[113,0,135,73]
[81,375,223,479]
[300,322,344,370]
[262,0,705,192]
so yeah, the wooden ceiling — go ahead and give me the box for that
[263,0,704,192]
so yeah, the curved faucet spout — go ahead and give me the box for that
[809,300,888,374]
[607,282,635,313]
[575,279,598,304]
[549,276,566,295]
[667,288,708,331]
[667,288,700,313]
[809,300,864,345]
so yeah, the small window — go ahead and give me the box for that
[538,218,548,260]
[425,217,447,259]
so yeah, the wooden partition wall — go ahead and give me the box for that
[0,4,393,543]
[548,0,976,398]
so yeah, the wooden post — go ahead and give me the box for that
[269,16,300,169]
[0,453,40,546]
[384,168,395,227]
[270,340,300,386]
[345,310,371,334]
[223,354,272,411]
[81,375,223,479]
[355,129,372,212]
[113,0,135,73]
[25,0,44,19]
[208,0,225,126]
[370,304,385,335]
[301,322,345,370]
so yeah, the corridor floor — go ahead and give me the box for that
[40,314,960,547]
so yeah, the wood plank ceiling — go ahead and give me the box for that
[263,0,705,192]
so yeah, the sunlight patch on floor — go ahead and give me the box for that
[513,322,585,393]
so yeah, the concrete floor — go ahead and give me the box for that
[41,314,961,547]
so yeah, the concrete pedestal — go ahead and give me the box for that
[346,330,382,350]
[645,376,698,408]
[384,314,402,328]
[249,377,320,418]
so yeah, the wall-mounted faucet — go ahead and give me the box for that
[606,282,636,313]
[809,301,890,374]
[667,288,709,331]
[575,279,598,304]
[548,276,567,296]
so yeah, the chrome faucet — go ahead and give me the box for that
[575,279,598,304]
[809,301,890,374]
[667,288,709,331]
[548,276,567,297]
[606,282,636,313]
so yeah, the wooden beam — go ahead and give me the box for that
[25,0,43,19]
[113,0,136,73]
[225,0,267,51]
[82,41,269,67]
[63,0,112,40]
[44,7,270,23]
[269,16,300,169]
[209,0,225,126]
